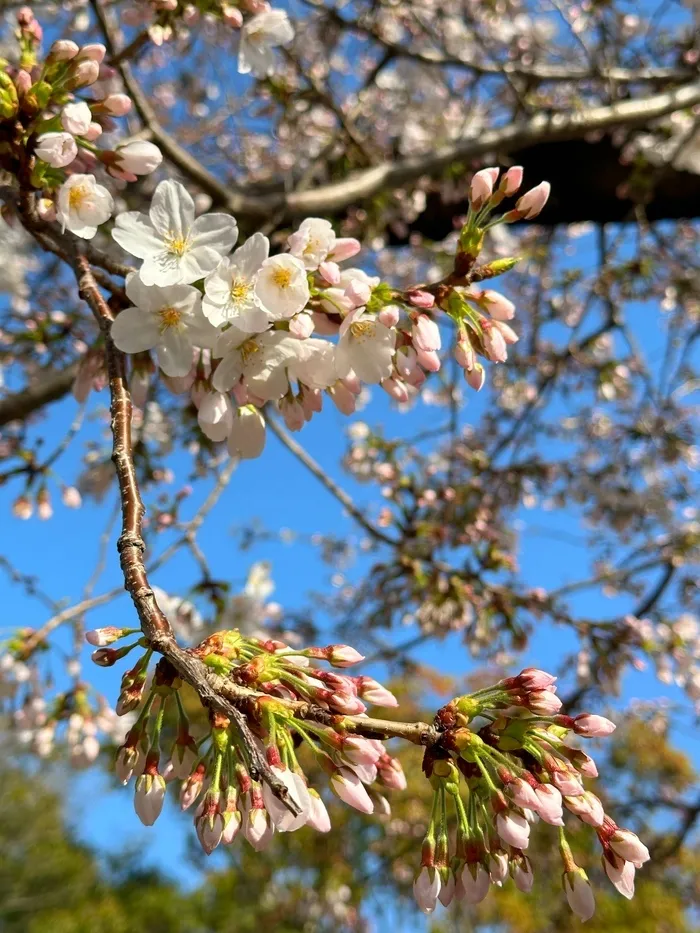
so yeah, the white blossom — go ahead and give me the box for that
[228,405,266,459]
[112,179,238,286]
[288,217,336,270]
[56,174,114,239]
[115,140,163,176]
[203,232,270,330]
[336,309,395,384]
[255,253,310,319]
[212,324,300,400]
[35,131,78,168]
[61,101,92,135]
[238,10,294,78]
[110,273,216,377]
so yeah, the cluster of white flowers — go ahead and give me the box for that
[110,179,452,459]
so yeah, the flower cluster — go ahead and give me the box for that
[412,667,648,921]
[109,170,549,458]
[0,11,162,238]
[90,627,405,851]
[121,2,294,77]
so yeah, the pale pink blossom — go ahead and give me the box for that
[563,869,595,921]
[460,863,491,903]
[413,866,441,914]
[330,767,374,813]
[573,714,616,737]
[134,772,166,825]
[496,810,530,849]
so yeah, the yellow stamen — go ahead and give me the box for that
[349,321,375,340]
[68,184,89,210]
[158,306,182,332]
[272,267,292,289]
[230,278,252,304]
[239,338,260,363]
[166,235,188,256]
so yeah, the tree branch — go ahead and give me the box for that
[0,362,79,427]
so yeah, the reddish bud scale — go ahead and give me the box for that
[266,745,283,768]
[143,749,161,776]
[490,789,509,813]
[421,836,437,867]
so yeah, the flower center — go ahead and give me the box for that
[68,184,90,210]
[166,235,188,256]
[239,338,260,364]
[230,278,252,304]
[158,306,182,332]
[272,267,292,289]
[349,321,375,340]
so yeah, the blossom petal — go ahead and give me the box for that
[179,246,225,283]
[190,213,239,257]
[112,212,163,259]
[157,329,194,377]
[110,307,159,353]
[149,180,194,239]
[232,231,269,278]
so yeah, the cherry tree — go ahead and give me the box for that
[0,0,698,925]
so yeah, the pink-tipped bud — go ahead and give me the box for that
[515,181,551,220]
[329,237,361,262]
[465,363,485,391]
[85,627,127,647]
[481,319,508,363]
[344,278,371,308]
[378,304,400,327]
[518,668,557,691]
[134,772,166,825]
[500,165,523,196]
[609,829,650,867]
[407,289,435,309]
[101,93,132,116]
[412,313,441,352]
[573,713,616,737]
[318,260,340,285]
[413,865,441,914]
[470,167,497,210]
[357,676,398,708]
[327,644,365,667]
[67,59,100,89]
[48,39,80,62]
[563,869,595,921]
[330,767,374,813]
[76,43,107,63]
[479,289,516,321]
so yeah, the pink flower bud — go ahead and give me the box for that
[496,810,530,849]
[358,676,398,707]
[573,713,616,737]
[306,789,331,832]
[378,304,400,327]
[48,39,80,62]
[412,313,441,352]
[470,167,497,210]
[407,289,435,309]
[195,798,225,854]
[330,767,374,813]
[481,319,508,362]
[552,769,584,797]
[509,778,539,810]
[492,319,519,344]
[327,644,365,667]
[85,122,103,141]
[222,3,244,27]
[243,801,275,850]
[564,791,605,827]
[114,140,163,175]
[134,772,166,825]
[489,851,509,885]
[526,689,562,715]
[460,863,491,904]
[77,43,107,63]
[609,829,650,867]
[416,348,441,372]
[85,627,126,647]
[377,755,407,791]
[603,855,635,899]
[318,260,340,285]
[533,783,564,825]
[512,856,534,892]
[479,289,516,321]
[180,764,206,810]
[563,869,595,921]
[279,396,305,431]
[101,93,132,116]
[288,312,314,339]
[500,165,523,196]
[115,743,141,784]
[515,181,551,220]
[413,866,441,914]
[518,667,557,691]
[465,363,485,391]
[14,70,32,96]
[68,60,100,89]
[344,278,371,308]
[381,376,409,403]
[61,101,92,135]
[62,486,82,508]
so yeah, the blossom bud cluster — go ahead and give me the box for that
[0,14,162,239]
[412,667,648,920]
[92,626,406,852]
[108,173,547,458]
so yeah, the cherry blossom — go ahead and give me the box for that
[202,232,270,330]
[35,131,77,168]
[254,254,310,319]
[112,179,238,286]
[238,10,294,78]
[56,174,114,239]
[110,273,215,377]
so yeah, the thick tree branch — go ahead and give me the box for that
[0,362,79,427]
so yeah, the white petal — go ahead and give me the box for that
[139,252,183,287]
[232,232,269,278]
[212,351,244,392]
[157,330,194,377]
[179,246,224,283]
[112,212,163,259]
[149,180,194,239]
[189,213,239,256]
[110,307,160,353]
